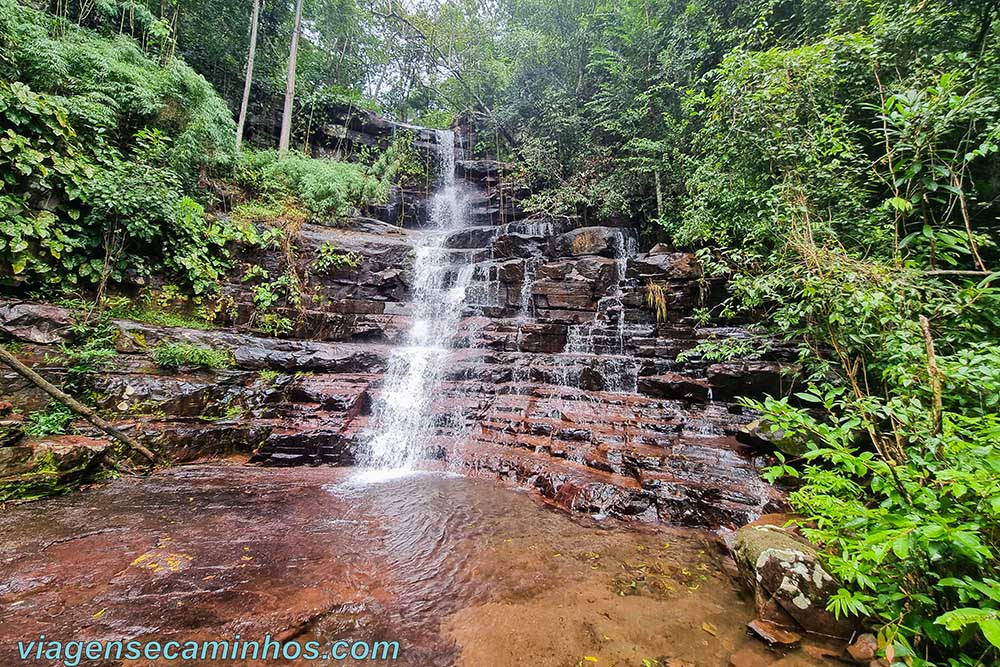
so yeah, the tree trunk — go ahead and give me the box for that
[0,347,158,464]
[278,0,304,155]
[235,0,260,152]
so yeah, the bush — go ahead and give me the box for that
[0,0,244,295]
[0,0,235,179]
[24,403,75,437]
[151,342,232,370]
[233,134,420,223]
[740,246,1000,665]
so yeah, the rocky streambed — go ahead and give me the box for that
[0,465,827,667]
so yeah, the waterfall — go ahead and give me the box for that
[357,130,473,474]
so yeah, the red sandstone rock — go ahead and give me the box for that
[748,618,802,646]
[847,634,878,663]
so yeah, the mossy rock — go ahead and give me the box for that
[732,520,853,637]
[0,436,110,502]
[736,418,812,457]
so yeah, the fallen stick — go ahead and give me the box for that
[0,346,157,464]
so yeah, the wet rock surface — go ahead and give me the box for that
[0,134,799,527]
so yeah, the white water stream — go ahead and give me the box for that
[357,130,473,476]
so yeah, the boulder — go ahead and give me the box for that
[0,301,73,344]
[551,227,627,258]
[626,252,701,281]
[731,519,852,637]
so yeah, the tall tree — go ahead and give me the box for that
[278,0,304,154]
[235,0,261,151]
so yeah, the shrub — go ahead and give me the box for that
[24,403,75,437]
[0,0,243,295]
[312,242,362,273]
[741,246,1000,665]
[151,342,232,370]
[232,136,420,224]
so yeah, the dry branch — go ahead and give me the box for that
[0,347,157,464]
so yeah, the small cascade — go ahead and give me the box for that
[561,229,639,393]
[358,130,475,474]
[518,257,541,319]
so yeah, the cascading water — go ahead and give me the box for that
[357,130,473,475]
[562,230,640,393]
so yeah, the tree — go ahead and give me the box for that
[235,0,260,151]
[278,0,304,154]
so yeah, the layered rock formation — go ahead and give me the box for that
[0,131,795,527]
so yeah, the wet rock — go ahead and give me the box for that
[141,422,271,462]
[537,256,618,287]
[517,323,567,354]
[0,436,109,501]
[445,226,498,249]
[707,361,791,399]
[0,443,33,474]
[551,227,626,258]
[847,634,878,663]
[0,301,73,344]
[747,618,802,646]
[637,373,710,402]
[626,253,701,281]
[732,520,851,637]
[251,429,354,466]
[0,417,24,448]
[648,243,673,255]
[234,340,388,373]
[492,233,540,259]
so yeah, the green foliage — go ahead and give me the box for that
[0,0,235,178]
[108,302,214,330]
[151,342,232,370]
[233,147,400,222]
[257,369,280,384]
[24,402,75,437]
[0,0,246,295]
[740,249,1000,666]
[312,242,361,273]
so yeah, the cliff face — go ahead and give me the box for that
[0,126,793,527]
